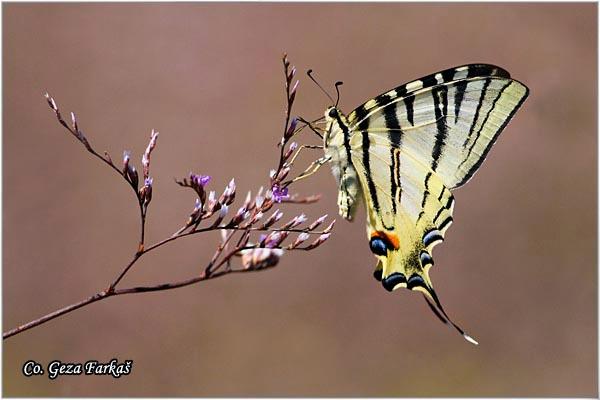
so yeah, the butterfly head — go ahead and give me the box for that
[324,106,339,134]
[323,106,350,145]
[325,106,339,120]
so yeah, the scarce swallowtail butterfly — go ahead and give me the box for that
[302,64,528,344]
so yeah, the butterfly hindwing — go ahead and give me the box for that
[349,139,454,291]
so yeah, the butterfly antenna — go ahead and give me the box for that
[334,81,344,107]
[423,289,479,345]
[307,69,335,105]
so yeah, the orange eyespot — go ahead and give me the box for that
[370,231,400,251]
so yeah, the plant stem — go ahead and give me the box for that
[3,292,109,339]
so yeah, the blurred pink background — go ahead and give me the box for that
[3,3,597,397]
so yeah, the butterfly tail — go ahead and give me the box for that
[421,288,479,346]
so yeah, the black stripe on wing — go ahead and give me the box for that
[361,131,381,215]
[383,100,402,213]
[465,64,510,79]
[354,103,370,131]
[431,85,449,171]
[454,80,469,124]
[462,78,492,148]
[461,81,512,164]
[456,83,530,186]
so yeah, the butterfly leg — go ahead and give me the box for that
[297,116,325,140]
[287,144,324,166]
[285,155,331,185]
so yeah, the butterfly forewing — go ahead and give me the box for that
[347,64,529,188]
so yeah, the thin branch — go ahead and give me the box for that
[3,292,109,339]
[45,94,136,194]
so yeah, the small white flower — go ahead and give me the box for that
[298,232,310,242]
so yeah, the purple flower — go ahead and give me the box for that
[257,234,268,247]
[272,185,289,203]
[190,173,211,187]
[285,117,298,139]
[264,232,283,248]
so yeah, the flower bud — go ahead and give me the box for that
[308,214,328,231]
[303,233,331,250]
[261,209,283,229]
[285,116,298,139]
[211,204,228,227]
[288,232,310,249]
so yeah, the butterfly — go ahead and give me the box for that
[298,64,528,344]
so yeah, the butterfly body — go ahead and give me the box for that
[320,64,529,342]
[323,107,363,221]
